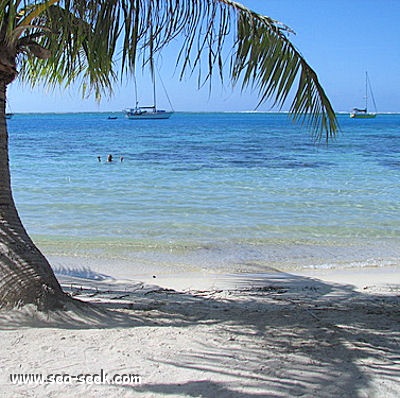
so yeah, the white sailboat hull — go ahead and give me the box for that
[125,108,173,119]
[350,111,376,119]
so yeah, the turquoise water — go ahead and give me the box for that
[8,112,400,275]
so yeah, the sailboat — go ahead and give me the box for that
[350,72,377,119]
[124,69,173,120]
[124,103,173,120]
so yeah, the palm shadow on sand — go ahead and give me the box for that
[1,268,399,397]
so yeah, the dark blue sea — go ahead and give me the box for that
[7,112,400,278]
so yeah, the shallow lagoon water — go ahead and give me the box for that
[8,112,400,276]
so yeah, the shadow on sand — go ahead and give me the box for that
[0,268,399,397]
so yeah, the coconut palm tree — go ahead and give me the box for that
[0,0,338,310]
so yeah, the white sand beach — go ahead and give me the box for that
[0,265,399,397]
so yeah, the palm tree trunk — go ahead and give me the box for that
[0,79,67,310]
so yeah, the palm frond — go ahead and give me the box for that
[18,0,119,99]
[228,4,337,140]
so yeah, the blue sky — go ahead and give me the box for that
[7,0,400,113]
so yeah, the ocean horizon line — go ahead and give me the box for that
[7,110,400,116]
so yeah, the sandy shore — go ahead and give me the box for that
[0,266,399,397]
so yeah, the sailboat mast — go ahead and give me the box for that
[365,71,368,111]
[134,72,139,108]
[152,69,157,110]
